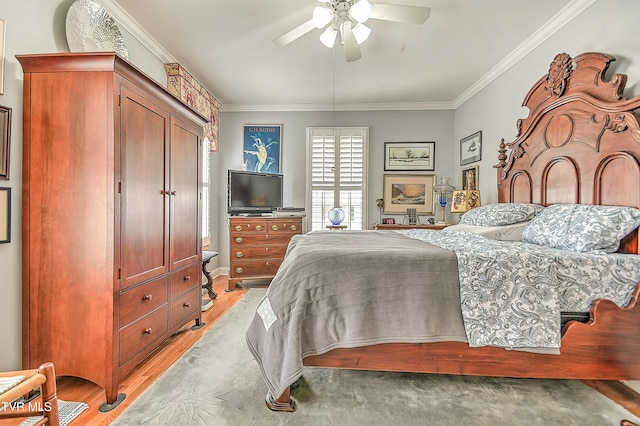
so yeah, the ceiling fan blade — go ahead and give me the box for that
[370,4,431,25]
[341,23,362,62]
[274,19,317,46]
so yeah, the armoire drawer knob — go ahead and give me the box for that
[142,294,152,302]
[235,251,244,258]
[255,225,263,231]
[235,267,244,274]
[144,328,152,335]
[235,237,243,243]
[271,225,279,231]
[183,275,191,281]
[290,225,298,231]
[235,225,243,232]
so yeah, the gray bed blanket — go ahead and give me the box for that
[245,230,467,400]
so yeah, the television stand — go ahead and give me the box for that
[227,216,303,291]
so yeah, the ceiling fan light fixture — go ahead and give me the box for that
[312,6,333,28]
[319,25,338,48]
[349,0,372,23]
[351,22,371,44]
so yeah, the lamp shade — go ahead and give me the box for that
[451,190,481,213]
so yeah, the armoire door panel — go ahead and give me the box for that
[120,88,171,289]
[169,118,201,269]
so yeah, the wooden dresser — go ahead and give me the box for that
[228,216,303,291]
[18,53,206,411]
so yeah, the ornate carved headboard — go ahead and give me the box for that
[495,52,640,254]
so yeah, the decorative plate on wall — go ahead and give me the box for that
[65,0,129,60]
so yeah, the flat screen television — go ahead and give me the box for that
[227,170,283,215]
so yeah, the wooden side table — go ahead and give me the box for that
[373,223,448,230]
[326,225,348,230]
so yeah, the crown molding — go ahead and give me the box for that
[97,0,593,112]
[452,0,596,109]
[220,101,455,113]
[96,0,177,64]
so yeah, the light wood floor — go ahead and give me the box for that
[6,275,640,424]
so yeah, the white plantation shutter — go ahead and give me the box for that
[307,127,368,231]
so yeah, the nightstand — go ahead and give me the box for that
[373,223,448,230]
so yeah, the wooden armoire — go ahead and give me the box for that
[18,52,206,410]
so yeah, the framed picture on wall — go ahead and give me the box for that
[383,174,435,214]
[460,131,482,166]
[0,105,10,180]
[461,165,479,191]
[384,141,436,171]
[242,124,282,174]
[0,187,10,243]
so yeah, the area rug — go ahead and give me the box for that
[20,400,89,426]
[113,289,640,426]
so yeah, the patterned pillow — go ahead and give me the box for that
[459,203,545,226]
[521,204,640,253]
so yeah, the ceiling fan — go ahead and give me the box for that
[274,0,431,62]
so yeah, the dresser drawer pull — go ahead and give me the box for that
[183,275,191,281]
[235,225,243,232]
[142,294,153,302]
[265,247,269,252]
[271,225,279,231]
[255,225,263,231]
[183,302,191,308]
[144,328,152,335]
[235,267,244,274]
[235,237,243,243]
[290,225,298,231]
[235,251,244,258]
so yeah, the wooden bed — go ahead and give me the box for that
[269,51,640,412]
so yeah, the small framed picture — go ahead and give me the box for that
[461,165,479,191]
[383,174,435,214]
[382,217,396,224]
[0,105,10,180]
[460,131,482,166]
[384,141,435,171]
[243,124,282,174]
[0,187,10,243]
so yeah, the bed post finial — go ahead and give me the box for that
[496,138,507,168]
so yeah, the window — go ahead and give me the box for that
[306,127,368,231]
[201,137,210,248]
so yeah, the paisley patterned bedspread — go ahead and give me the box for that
[398,229,640,349]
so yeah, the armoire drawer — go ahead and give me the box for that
[170,262,200,298]
[170,286,200,329]
[119,276,169,327]
[119,306,169,366]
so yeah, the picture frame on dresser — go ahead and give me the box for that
[384,141,436,171]
[243,124,282,174]
[0,187,9,243]
[383,174,435,214]
[460,131,482,166]
[0,105,10,180]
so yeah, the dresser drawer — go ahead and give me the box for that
[231,232,297,246]
[119,306,168,366]
[170,262,200,299]
[119,276,168,327]
[230,221,268,233]
[170,286,200,329]
[230,259,283,278]
[266,221,302,233]
[232,245,288,260]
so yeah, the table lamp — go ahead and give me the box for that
[433,177,455,224]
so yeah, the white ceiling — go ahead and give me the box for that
[101,0,591,111]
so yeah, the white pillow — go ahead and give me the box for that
[521,204,640,253]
